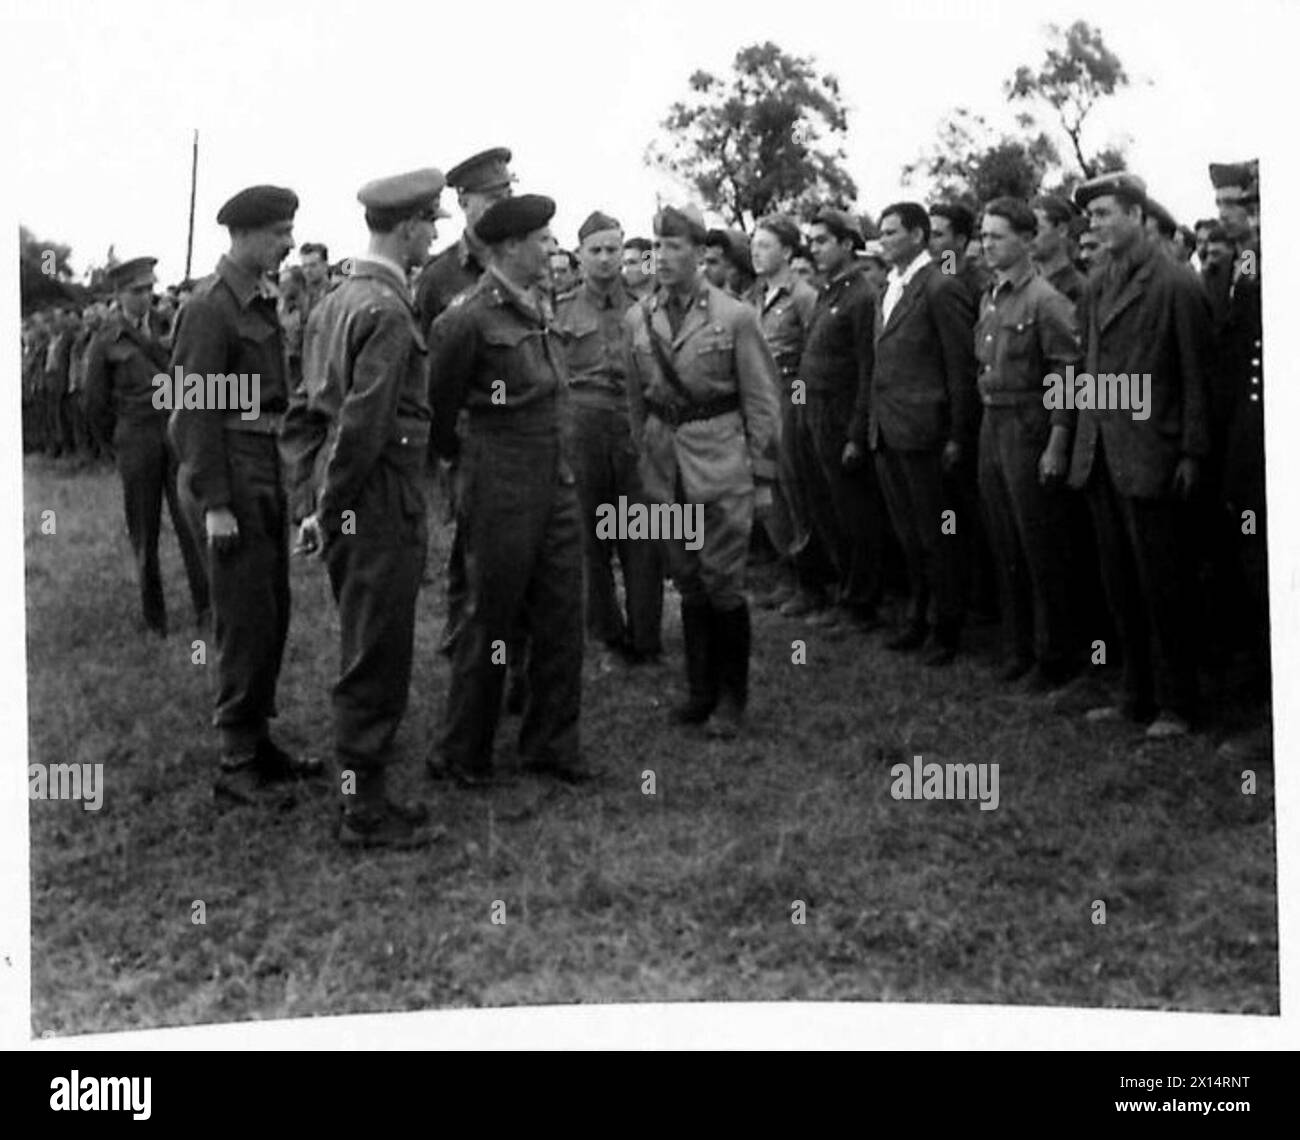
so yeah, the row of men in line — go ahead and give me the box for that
[75,144,1264,846]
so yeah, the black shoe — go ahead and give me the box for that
[257,738,325,781]
[886,623,928,652]
[996,657,1034,684]
[213,753,293,807]
[339,801,442,849]
[672,599,718,724]
[842,605,884,633]
[525,760,596,785]
[1022,662,1078,693]
[426,756,512,789]
[923,645,956,668]
[706,602,751,739]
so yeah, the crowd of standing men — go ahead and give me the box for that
[24,144,1266,849]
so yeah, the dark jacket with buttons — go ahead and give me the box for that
[862,261,978,453]
[83,313,172,442]
[1214,249,1263,511]
[1067,237,1213,499]
[427,267,572,471]
[168,255,290,513]
[281,257,430,527]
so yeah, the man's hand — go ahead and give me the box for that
[1172,456,1199,499]
[436,458,456,524]
[841,440,865,472]
[295,513,325,559]
[941,439,963,474]
[755,481,775,516]
[1038,440,1069,486]
[204,507,239,554]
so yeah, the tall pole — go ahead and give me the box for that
[185,129,199,280]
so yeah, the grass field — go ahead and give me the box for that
[24,455,1278,1036]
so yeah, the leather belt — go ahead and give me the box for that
[645,392,740,427]
[224,412,284,435]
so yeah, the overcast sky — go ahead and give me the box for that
[4,0,1295,284]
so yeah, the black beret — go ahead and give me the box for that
[107,256,158,290]
[653,204,707,244]
[755,214,802,251]
[474,193,556,245]
[446,147,514,193]
[812,208,864,250]
[217,184,299,229]
[357,168,449,217]
[1074,172,1147,212]
[578,210,621,243]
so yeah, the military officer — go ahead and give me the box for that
[412,147,514,653]
[83,256,210,636]
[414,147,514,336]
[426,194,591,786]
[555,210,664,662]
[170,184,323,804]
[284,170,449,848]
[626,204,781,738]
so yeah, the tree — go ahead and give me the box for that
[19,225,76,313]
[902,108,1058,207]
[1005,20,1133,180]
[646,42,858,230]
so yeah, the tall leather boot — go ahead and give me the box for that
[672,598,717,724]
[707,601,751,739]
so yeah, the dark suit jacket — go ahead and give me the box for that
[1067,239,1213,499]
[857,260,976,452]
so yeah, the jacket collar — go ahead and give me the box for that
[350,253,408,293]
[216,254,273,309]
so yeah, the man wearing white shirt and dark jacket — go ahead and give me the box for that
[852,201,977,666]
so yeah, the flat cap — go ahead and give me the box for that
[578,210,622,244]
[446,147,514,193]
[705,228,754,276]
[812,207,864,250]
[107,256,158,290]
[1074,171,1147,211]
[653,204,707,243]
[357,168,450,217]
[755,213,802,251]
[216,184,299,229]
[474,193,556,245]
[1209,159,1259,202]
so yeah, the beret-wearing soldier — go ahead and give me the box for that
[170,184,325,804]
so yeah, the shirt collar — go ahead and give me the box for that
[887,249,931,287]
[654,273,707,312]
[352,251,408,291]
[487,264,543,321]
[993,259,1035,295]
[583,276,627,309]
[216,254,271,309]
[460,230,489,270]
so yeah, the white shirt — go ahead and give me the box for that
[882,249,932,325]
